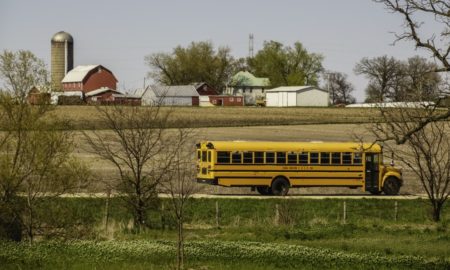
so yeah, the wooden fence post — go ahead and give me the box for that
[104,188,111,232]
[215,201,220,229]
[343,201,347,224]
[275,203,280,226]
[161,201,165,230]
[394,201,398,222]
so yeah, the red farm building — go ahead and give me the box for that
[61,65,118,93]
[85,87,141,106]
[208,95,244,106]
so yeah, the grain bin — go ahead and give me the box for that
[51,31,73,91]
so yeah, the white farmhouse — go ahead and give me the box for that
[265,86,329,107]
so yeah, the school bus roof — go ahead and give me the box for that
[199,141,382,153]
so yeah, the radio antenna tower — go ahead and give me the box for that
[249,34,254,58]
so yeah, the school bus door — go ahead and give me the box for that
[365,153,380,192]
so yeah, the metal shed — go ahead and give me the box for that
[140,85,200,106]
[265,86,329,107]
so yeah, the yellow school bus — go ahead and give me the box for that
[196,141,403,196]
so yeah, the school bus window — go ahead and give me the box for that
[373,153,379,164]
[299,152,308,164]
[276,152,286,164]
[232,152,242,163]
[217,151,230,163]
[202,151,207,162]
[321,152,330,164]
[207,151,211,162]
[266,152,275,163]
[342,152,352,164]
[243,152,253,164]
[353,153,362,164]
[254,152,264,163]
[287,152,297,164]
[197,150,201,160]
[332,152,341,164]
[310,152,319,164]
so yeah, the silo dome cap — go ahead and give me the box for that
[51,31,73,42]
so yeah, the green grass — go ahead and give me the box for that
[0,239,448,270]
[1,197,449,269]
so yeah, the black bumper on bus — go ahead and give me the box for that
[197,178,218,185]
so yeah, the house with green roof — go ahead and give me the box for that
[226,71,270,105]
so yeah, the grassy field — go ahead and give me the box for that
[48,106,381,129]
[1,197,448,269]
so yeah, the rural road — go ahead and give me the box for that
[61,193,427,200]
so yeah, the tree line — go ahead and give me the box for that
[146,39,445,105]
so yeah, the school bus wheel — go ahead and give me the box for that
[383,176,400,195]
[271,177,290,196]
[256,186,272,196]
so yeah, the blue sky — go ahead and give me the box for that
[0,0,435,101]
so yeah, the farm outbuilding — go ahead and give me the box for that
[61,65,118,93]
[27,86,51,105]
[140,85,200,106]
[265,86,329,107]
[194,82,219,96]
[85,87,141,105]
[209,95,244,106]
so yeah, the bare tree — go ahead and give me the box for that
[327,72,356,105]
[355,55,442,102]
[83,104,177,230]
[371,105,450,221]
[354,55,405,102]
[367,1,450,221]
[369,0,450,144]
[160,129,200,270]
[0,50,90,243]
[404,56,442,101]
[374,1,450,108]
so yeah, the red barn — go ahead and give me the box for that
[194,82,219,96]
[61,65,118,93]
